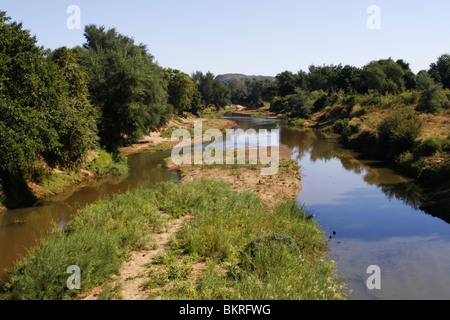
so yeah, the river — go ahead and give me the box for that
[1,116,449,300]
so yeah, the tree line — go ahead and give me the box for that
[267,56,450,118]
[0,12,231,207]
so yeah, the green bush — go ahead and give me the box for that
[86,151,128,177]
[416,137,443,157]
[418,87,449,114]
[332,119,349,134]
[377,107,424,157]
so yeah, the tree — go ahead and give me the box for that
[77,25,172,150]
[377,107,424,156]
[363,59,406,94]
[416,71,448,114]
[429,54,450,90]
[0,12,98,207]
[164,68,202,114]
[192,71,231,108]
[275,71,297,97]
[226,78,248,104]
[270,90,313,119]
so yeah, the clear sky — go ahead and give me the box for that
[2,0,449,76]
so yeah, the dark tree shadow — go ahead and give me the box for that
[0,171,37,210]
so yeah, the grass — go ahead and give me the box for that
[0,179,347,300]
[85,151,129,177]
[28,151,129,199]
[145,179,347,300]
[251,110,269,119]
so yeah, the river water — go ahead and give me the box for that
[1,116,449,300]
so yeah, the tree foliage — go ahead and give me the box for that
[192,71,231,108]
[377,107,424,156]
[77,25,172,150]
[429,54,450,90]
[163,68,202,114]
[0,13,97,175]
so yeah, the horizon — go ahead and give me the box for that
[1,1,449,76]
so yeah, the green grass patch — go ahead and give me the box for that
[86,151,129,177]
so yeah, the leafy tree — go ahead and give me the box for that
[307,65,340,92]
[275,71,297,97]
[429,54,450,89]
[363,59,406,94]
[226,78,248,104]
[416,71,448,114]
[0,12,98,207]
[164,68,202,114]
[335,65,365,93]
[396,59,417,90]
[270,90,312,119]
[77,25,171,150]
[192,71,231,108]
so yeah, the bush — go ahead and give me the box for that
[377,107,424,157]
[418,87,449,114]
[23,165,52,184]
[398,90,421,106]
[416,137,443,157]
[332,119,349,134]
[86,151,128,177]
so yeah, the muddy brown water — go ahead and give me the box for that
[1,116,449,300]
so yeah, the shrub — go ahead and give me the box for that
[86,151,128,177]
[23,165,52,184]
[377,107,424,157]
[418,87,449,114]
[332,119,349,134]
[416,137,443,157]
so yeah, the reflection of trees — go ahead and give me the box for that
[377,182,422,211]
[233,119,449,225]
[280,127,449,225]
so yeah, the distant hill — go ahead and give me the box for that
[215,73,274,82]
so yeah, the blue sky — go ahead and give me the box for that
[2,0,449,76]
